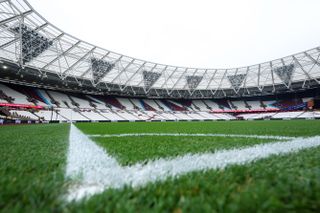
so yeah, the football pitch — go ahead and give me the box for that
[1,120,320,212]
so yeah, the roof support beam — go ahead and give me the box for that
[0,23,48,49]
[110,58,135,84]
[183,69,199,94]
[257,64,261,90]
[159,66,172,89]
[137,63,157,88]
[212,69,227,96]
[269,62,275,92]
[0,10,32,26]
[293,55,319,85]
[42,40,80,70]
[243,66,250,94]
[62,47,96,76]
[80,51,111,78]
[171,68,189,91]
[122,62,146,90]
[205,69,218,90]
[304,52,320,67]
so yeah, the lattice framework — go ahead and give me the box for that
[0,0,319,98]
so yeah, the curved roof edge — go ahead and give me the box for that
[0,0,319,99]
[23,0,320,70]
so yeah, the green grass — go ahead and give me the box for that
[94,136,275,165]
[68,146,320,212]
[77,120,320,136]
[1,120,320,212]
[0,124,69,213]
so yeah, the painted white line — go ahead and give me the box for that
[89,133,295,140]
[66,125,122,201]
[66,125,320,201]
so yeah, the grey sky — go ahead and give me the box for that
[29,0,320,69]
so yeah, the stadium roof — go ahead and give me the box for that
[0,0,319,98]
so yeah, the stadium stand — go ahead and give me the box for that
[0,0,319,124]
[0,82,319,123]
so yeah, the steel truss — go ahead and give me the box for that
[0,0,319,99]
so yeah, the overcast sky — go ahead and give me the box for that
[29,0,320,69]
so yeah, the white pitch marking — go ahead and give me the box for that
[89,133,295,140]
[66,124,320,201]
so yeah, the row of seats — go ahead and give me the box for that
[12,108,318,122]
[26,109,233,122]
[0,83,318,122]
[1,83,308,112]
[240,111,320,120]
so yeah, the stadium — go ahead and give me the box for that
[1,0,320,212]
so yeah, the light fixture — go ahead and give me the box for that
[3,65,8,69]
